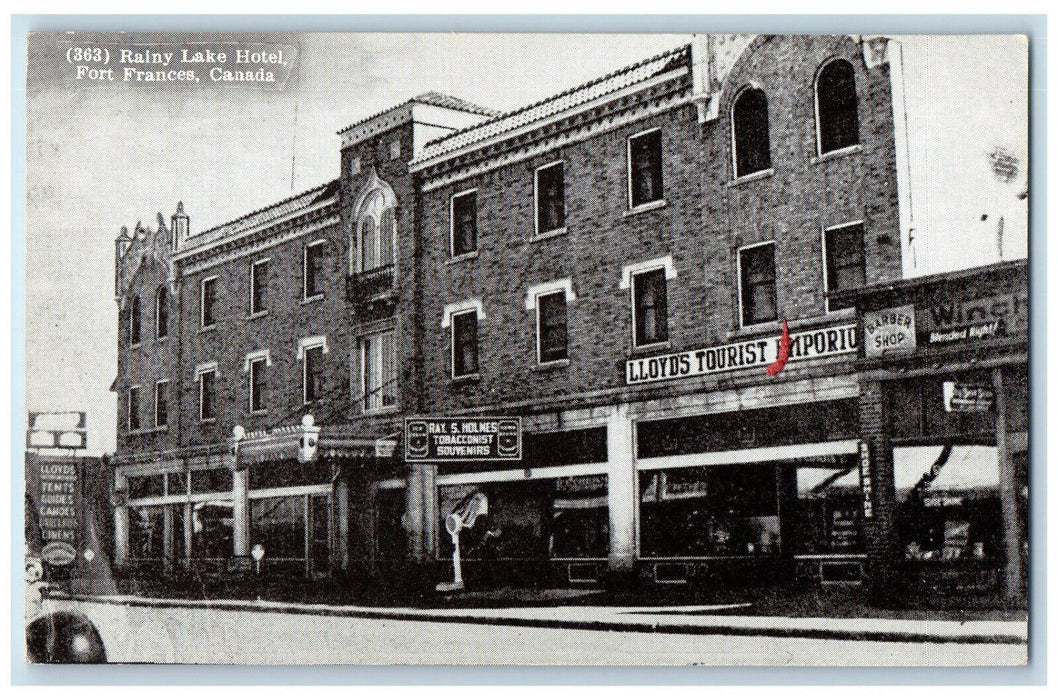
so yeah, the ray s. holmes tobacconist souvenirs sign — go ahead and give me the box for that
[405,417,522,462]
[626,324,857,385]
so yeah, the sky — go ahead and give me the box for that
[23,32,1029,455]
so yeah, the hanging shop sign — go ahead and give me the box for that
[943,382,995,412]
[921,290,1027,345]
[863,305,916,358]
[626,324,857,385]
[28,458,81,565]
[405,417,522,462]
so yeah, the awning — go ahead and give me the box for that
[893,445,999,501]
[796,467,860,495]
[553,495,608,510]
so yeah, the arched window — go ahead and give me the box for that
[129,295,141,346]
[352,170,398,273]
[732,87,772,178]
[155,285,169,340]
[816,59,860,155]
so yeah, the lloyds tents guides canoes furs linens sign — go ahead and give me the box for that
[625,324,858,385]
[405,417,522,462]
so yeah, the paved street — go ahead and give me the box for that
[39,598,1027,666]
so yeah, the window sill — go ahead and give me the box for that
[531,227,568,242]
[534,358,570,371]
[199,418,216,425]
[127,426,168,436]
[450,373,480,384]
[363,405,400,416]
[155,336,169,344]
[248,310,269,320]
[198,325,216,334]
[129,343,142,351]
[811,144,862,165]
[631,340,672,355]
[622,199,667,217]
[447,251,479,265]
[728,168,774,187]
[301,294,324,305]
[251,409,269,417]
[726,310,856,341]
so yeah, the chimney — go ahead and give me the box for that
[114,225,133,299]
[170,201,189,251]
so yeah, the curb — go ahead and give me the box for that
[52,593,1028,646]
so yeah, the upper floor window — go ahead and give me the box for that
[127,386,141,431]
[732,87,772,178]
[816,59,860,155]
[249,356,267,413]
[154,380,168,429]
[824,222,866,308]
[451,310,479,378]
[197,366,216,422]
[200,277,217,329]
[632,268,669,347]
[250,258,269,315]
[361,330,397,412]
[739,242,778,326]
[128,295,142,346]
[358,195,396,272]
[451,190,478,257]
[535,161,566,235]
[304,240,327,300]
[536,291,569,363]
[628,129,663,208]
[155,286,168,340]
[300,338,327,404]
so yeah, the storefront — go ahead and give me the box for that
[835,259,1029,605]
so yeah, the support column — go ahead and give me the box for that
[334,475,350,571]
[113,472,129,570]
[231,461,249,560]
[994,366,1025,604]
[420,464,437,559]
[859,380,899,605]
[182,503,192,571]
[607,404,636,581]
[163,505,174,573]
[406,464,424,562]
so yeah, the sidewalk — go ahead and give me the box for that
[52,590,1028,645]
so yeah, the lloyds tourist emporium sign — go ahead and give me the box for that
[625,324,857,385]
[405,417,522,462]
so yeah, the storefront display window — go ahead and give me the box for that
[251,496,306,560]
[788,459,864,555]
[192,501,233,559]
[639,464,779,558]
[129,505,164,560]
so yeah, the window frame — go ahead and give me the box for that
[128,295,141,347]
[127,385,141,432]
[360,329,398,414]
[822,220,867,313]
[626,128,664,210]
[814,58,861,157]
[449,189,479,259]
[250,257,270,316]
[630,266,670,349]
[197,367,217,423]
[534,160,566,237]
[730,86,774,180]
[199,276,218,330]
[153,380,168,429]
[248,356,267,413]
[155,286,168,340]
[737,240,779,328]
[450,309,480,379]
[535,289,569,365]
[303,240,327,301]
[302,342,326,405]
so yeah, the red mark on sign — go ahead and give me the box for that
[766,319,791,376]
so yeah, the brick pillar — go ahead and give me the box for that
[406,464,425,562]
[113,472,129,569]
[994,366,1025,604]
[163,504,174,573]
[859,379,900,604]
[607,404,636,582]
[420,464,437,560]
[334,475,350,572]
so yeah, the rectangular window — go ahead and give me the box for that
[129,296,141,346]
[535,162,565,235]
[304,241,326,299]
[199,369,216,421]
[200,277,217,329]
[739,243,777,326]
[249,357,267,413]
[154,380,168,428]
[452,310,479,378]
[362,330,398,412]
[632,268,669,347]
[451,190,478,257]
[303,345,324,404]
[824,223,866,307]
[128,386,141,431]
[537,291,568,363]
[628,129,663,208]
[155,288,168,340]
[250,259,269,315]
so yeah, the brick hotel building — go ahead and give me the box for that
[110,34,1027,603]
